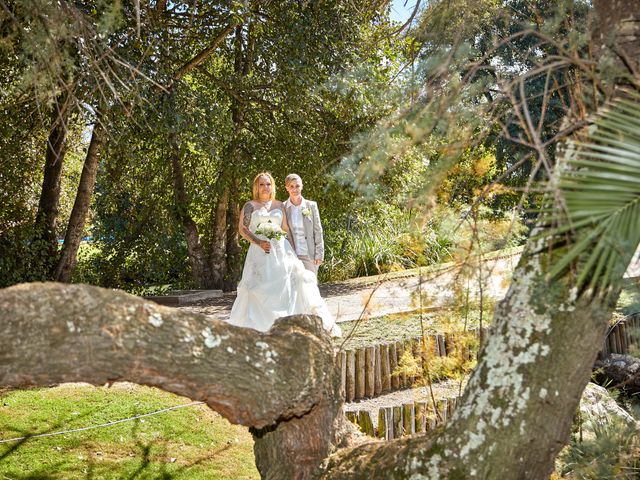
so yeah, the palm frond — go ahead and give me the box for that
[542,93,640,296]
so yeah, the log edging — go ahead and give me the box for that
[345,396,460,440]
[600,312,640,358]
[337,329,484,401]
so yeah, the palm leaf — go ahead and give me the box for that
[542,93,640,295]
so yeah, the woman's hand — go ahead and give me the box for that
[259,240,271,254]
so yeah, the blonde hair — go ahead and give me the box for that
[285,173,302,187]
[252,172,276,201]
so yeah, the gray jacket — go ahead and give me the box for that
[284,197,324,261]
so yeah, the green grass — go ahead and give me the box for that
[335,309,487,350]
[0,383,258,479]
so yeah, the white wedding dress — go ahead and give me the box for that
[228,207,340,336]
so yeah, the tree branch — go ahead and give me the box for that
[0,282,335,429]
[173,21,238,82]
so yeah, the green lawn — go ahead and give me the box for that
[336,309,487,350]
[0,383,258,480]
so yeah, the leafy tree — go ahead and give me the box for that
[91,0,404,290]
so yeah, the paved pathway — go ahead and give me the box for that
[179,246,640,323]
[179,251,523,323]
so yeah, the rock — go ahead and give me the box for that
[577,383,636,439]
[594,353,640,394]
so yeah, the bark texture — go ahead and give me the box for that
[592,0,640,78]
[209,186,230,288]
[0,282,341,477]
[35,96,70,263]
[320,4,640,477]
[322,247,616,479]
[252,357,345,480]
[53,115,105,282]
[224,185,243,290]
[169,126,213,289]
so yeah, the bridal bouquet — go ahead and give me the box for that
[255,220,286,241]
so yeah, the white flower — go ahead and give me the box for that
[301,207,311,218]
[255,220,286,240]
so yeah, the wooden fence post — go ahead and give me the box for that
[432,334,441,356]
[345,349,356,402]
[437,334,446,357]
[392,405,403,438]
[374,344,382,396]
[381,343,391,392]
[357,410,375,436]
[403,403,415,436]
[415,401,427,433]
[378,407,393,440]
[345,411,357,423]
[339,351,346,397]
[365,346,375,398]
[355,347,366,400]
[396,341,406,388]
[390,342,399,390]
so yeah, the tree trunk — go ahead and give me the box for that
[53,113,105,282]
[208,186,229,289]
[322,239,626,479]
[224,181,242,291]
[592,0,640,81]
[0,282,342,477]
[4,3,640,480]
[168,126,213,289]
[164,20,239,290]
[322,3,640,478]
[251,350,347,480]
[34,95,70,266]
[221,24,250,291]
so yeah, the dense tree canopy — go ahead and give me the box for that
[0,0,412,290]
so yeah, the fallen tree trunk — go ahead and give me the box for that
[0,282,344,478]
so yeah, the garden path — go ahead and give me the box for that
[178,249,523,323]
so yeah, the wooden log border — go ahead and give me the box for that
[600,313,640,359]
[341,314,640,402]
[345,396,460,440]
[339,329,483,401]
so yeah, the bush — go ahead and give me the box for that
[557,417,640,479]
[320,201,526,282]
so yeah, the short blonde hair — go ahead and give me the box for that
[285,173,302,187]
[252,172,276,201]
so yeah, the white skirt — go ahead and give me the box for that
[228,237,340,335]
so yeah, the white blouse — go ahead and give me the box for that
[289,204,309,256]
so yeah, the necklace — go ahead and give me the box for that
[259,199,272,209]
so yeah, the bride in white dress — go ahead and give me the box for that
[228,172,341,336]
